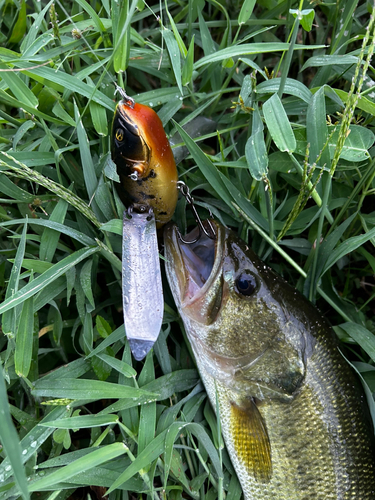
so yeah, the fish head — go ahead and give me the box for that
[164,221,316,401]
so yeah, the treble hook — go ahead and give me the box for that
[177,181,216,244]
[114,83,135,109]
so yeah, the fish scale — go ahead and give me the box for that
[164,220,375,499]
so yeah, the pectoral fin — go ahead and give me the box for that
[230,399,272,483]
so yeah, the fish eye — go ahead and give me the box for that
[235,272,257,296]
[115,128,124,142]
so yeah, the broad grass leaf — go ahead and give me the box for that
[220,173,269,231]
[328,125,374,162]
[173,120,269,231]
[8,0,27,44]
[80,259,95,309]
[74,101,101,218]
[168,450,192,492]
[238,0,256,25]
[40,358,91,382]
[301,54,358,72]
[112,0,130,72]
[95,175,117,221]
[346,359,375,433]
[135,88,186,107]
[0,406,69,478]
[28,443,127,492]
[245,107,268,180]
[47,466,144,491]
[0,219,96,247]
[13,120,35,150]
[39,197,69,262]
[263,93,296,153]
[14,279,34,378]
[52,101,76,127]
[322,226,375,275]
[333,88,375,117]
[73,0,106,32]
[86,324,126,359]
[290,9,315,32]
[141,369,199,401]
[164,422,223,489]
[95,316,111,340]
[106,430,168,493]
[307,86,330,170]
[12,62,115,111]
[172,121,232,205]
[194,43,325,69]
[0,367,29,500]
[154,326,172,375]
[34,276,66,313]
[89,100,108,136]
[20,0,52,51]
[138,352,156,454]
[358,247,375,274]
[239,74,253,104]
[0,88,64,125]
[0,173,36,201]
[2,221,27,336]
[32,378,158,400]
[331,1,359,53]
[226,474,243,500]
[240,58,268,79]
[162,29,183,96]
[158,97,183,126]
[40,414,119,429]
[100,219,122,235]
[0,246,100,315]
[166,8,187,57]
[98,369,199,415]
[156,384,204,434]
[96,353,136,378]
[199,12,216,56]
[339,323,375,363]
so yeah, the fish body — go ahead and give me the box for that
[111,100,178,226]
[164,220,375,499]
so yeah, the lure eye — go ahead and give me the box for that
[115,128,124,142]
[235,272,257,296]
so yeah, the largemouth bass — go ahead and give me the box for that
[164,220,375,499]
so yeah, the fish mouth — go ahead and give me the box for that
[164,220,224,306]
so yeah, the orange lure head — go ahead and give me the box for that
[111,97,178,227]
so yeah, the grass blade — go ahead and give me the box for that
[32,378,158,400]
[14,276,34,378]
[0,366,29,500]
[0,246,99,315]
[263,93,296,153]
[28,443,127,492]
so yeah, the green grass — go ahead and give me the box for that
[0,0,375,498]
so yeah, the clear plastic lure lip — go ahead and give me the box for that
[122,204,163,361]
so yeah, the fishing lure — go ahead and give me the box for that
[111,87,179,359]
[111,88,216,360]
[111,86,178,227]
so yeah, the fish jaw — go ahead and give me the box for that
[164,220,226,324]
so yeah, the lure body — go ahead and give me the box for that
[122,205,163,360]
[111,101,178,227]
